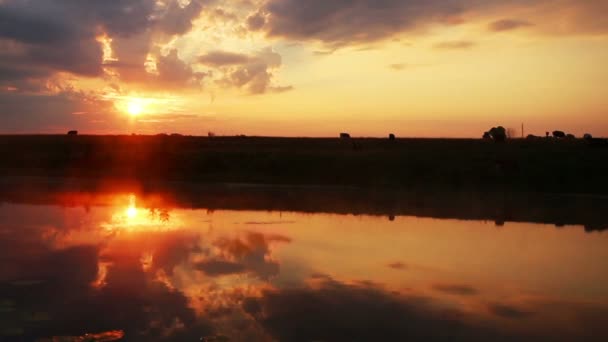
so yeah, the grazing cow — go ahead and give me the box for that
[389,134,396,140]
[67,130,78,136]
[340,133,351,139]
[553,130,566,138]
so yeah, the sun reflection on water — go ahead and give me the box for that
[102,194,179,232]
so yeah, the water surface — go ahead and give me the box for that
[1,189,607,341]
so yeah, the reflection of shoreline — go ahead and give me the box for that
[1,176,608,231]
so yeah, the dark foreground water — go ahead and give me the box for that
[1,187,608,341]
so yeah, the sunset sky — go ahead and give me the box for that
[0,0,607,137]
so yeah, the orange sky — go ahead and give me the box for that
[0,0,607,137]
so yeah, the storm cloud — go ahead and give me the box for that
[0,0,205,89]
[259,0,608,46]
[203,48,292,94]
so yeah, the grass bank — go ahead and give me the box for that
[0,135,606,194]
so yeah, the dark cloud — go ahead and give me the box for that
[261,0,464,47]
[488,19,533,32]
[387,261,408,269]
[433,40,476,50]
[156,49,208,89]
[206,48,292,94]
[196,259,247,276]
[246,11,267,30]
[242,278,512,341]
[210,232,290,280]
[487,303,534,319]
[432,283,479,296]
[0,216,215,341]
[199,51,253,66]
[156,0,205,36]
[260,1,608,46]
[0,0,205,93]
[0,90,117,133]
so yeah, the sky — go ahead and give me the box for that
[0,0,607,137]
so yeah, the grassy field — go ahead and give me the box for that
[0,135,607,194]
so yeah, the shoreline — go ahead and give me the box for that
[1,135,607,194]
[2,175,608,232]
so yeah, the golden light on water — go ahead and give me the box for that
[125,194,138,217]
[125,194,139,218]
[102,194,179,232]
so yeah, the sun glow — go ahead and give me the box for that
[127,99,144,116]
[125,194,139,218]
[102,194,180,233]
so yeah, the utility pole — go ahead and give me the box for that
[521,123,524,139]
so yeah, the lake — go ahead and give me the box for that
[1,181,608,341]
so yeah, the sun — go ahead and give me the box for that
[126,206,138,219]
[125,194,139,219]
[127,99,144,116]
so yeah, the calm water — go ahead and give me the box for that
[1,189,608,341]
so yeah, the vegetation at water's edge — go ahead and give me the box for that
[0,135,607,194]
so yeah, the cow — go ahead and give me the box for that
[340,133,351,139]
[553,130,566,138]
[67,130,78,136]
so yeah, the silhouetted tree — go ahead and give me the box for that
[553,130,566,138]
[485,126,507,143]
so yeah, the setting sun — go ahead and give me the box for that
[127,99,144,116]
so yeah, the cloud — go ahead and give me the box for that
[487,303,534,319]
[196,259,247,276]
[258,1,608,47]
[433,40,476,50]
[432,283,479,296]
[247,11,267,30]
[488,19,533,32]
[199,51,253,66]
[209,232,291,280]
[0,0,205,93]
[260,0,463,47]
[204,48,292,94]
[156,49,207,88]
[389,63,408,71]
[0,89,117,133]
[387,261,408,269]
[242,278,512,341]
